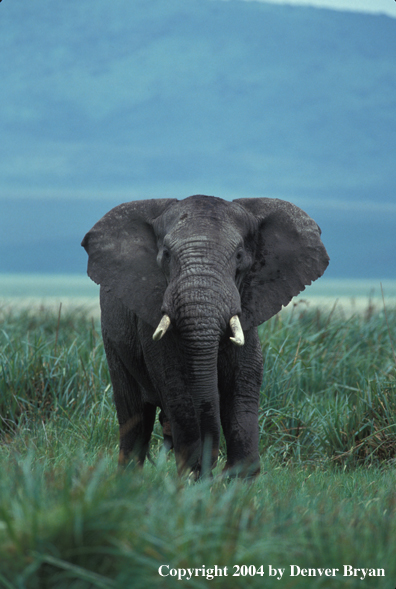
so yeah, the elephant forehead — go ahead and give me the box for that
[166,224,242,249]
[160,198,254,237]
[166,234,234,249]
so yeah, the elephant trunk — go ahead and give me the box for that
[181,330,221,474]
[154,271,243,474]
[172,288,227,473]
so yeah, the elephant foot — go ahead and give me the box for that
[222,459,261,480]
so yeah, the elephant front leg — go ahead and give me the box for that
[218,329,263,477]
[117,402,156,467]
[220,399,260,478]
[102,332,156,467]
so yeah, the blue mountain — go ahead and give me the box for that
[0,0,395,278]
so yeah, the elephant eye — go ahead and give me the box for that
[162,248,171,263]
[235,247,251,277]
[157,247,171,270]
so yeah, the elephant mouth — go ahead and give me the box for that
[152,313,245,346]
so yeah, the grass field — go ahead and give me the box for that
[0,300,395,588]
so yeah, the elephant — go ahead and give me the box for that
[82,194,329,478]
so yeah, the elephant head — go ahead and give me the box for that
[82,195,329,475]
[82,195,328,337]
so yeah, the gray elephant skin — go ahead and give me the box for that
[82,195,329,477]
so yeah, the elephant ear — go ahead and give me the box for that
[234,198,330,329]
[81,199,177,327]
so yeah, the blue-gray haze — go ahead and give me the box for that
[0,0,395,278]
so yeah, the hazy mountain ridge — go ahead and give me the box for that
[0,0,395,277]
[1,0,395,198]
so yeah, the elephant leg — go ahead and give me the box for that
[218,329,263,477]
[118,401,156,466]
[102,332,156,467]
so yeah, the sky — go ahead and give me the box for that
[244,0,396,18]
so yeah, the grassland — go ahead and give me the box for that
[0,301,395,588]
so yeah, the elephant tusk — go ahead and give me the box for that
[152,314,171,341]
[229,315,245,346]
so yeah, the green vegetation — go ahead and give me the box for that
[0,302,395,588]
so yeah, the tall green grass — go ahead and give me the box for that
[258,302,396,465]
[0,301,395,588]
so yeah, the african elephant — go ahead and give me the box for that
[82,195,329,477]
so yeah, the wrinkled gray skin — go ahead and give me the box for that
[82,195,329,477]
